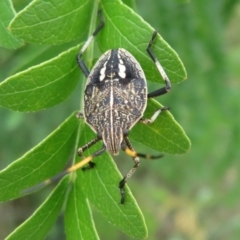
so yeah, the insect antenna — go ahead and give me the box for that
[21,155,94,195]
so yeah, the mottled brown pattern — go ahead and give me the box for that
[83,49,147,154]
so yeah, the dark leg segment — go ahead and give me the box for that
[119,137,140,204]
[76,111,102,168]
[77,135,103,170]
[77,10,104,77]
[120,138,163,204]
[77,137,101,156]
[147,31,171,99]
[82,145,106,171]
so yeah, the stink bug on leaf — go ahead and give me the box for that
[23,10,172,204]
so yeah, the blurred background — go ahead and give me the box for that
[1,0,240,239]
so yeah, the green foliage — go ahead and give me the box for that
[98,0,187,84]
[0,112,78,202]
[0,0,23,49]
[76,124,148,239]
[6,178,69,240]
[0,0,190,239]
[0,45,81,111]
[9,0,94,44]
[131,99,190,154]
[65,178,99,240]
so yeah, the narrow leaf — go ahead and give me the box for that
[131,99,191,154]
[0,0,23,49]
[65,177,99,240]
[0,45,81,112]
[9,0,94,44]
[77,123,148,239]
[6,177,68,240]
[99,0,187,84]
[0,112,79,202]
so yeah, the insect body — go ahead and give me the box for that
[84,49,147,155]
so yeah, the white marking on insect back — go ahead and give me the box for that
[99,62,107,81]
[118,52,124,64]
[118,64,126,78]
[117,52,126,78]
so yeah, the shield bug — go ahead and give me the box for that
[23,10,171,204]
[76,11,171,203]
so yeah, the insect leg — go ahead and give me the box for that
[139,106,170,124]
[22,145,106,195]
[76,111,102,168]
[119,137,140,204]
[77,10,104,77]
[120,138,163,204]
[147,31,171,99]
[77,136,103,170]
[77,137,101,157]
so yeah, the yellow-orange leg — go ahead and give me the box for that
[22,146,106,195]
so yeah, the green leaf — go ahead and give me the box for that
[131,99,191,154]
[1,1,191,239]
[99,0,187,84]
[0,112,79,202]
[0,0,23,49]
[0,45,81,112]
[9,0,94,44]
[65,177,99,240]
[5,177,68,240]
[77,123,148,239]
